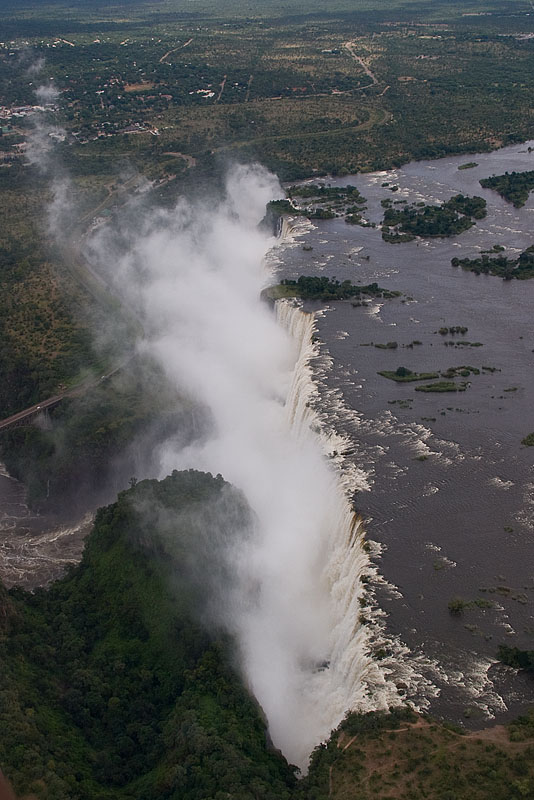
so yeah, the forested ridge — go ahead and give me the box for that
[0,470,297,800]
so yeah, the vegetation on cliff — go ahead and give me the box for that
[299,708,534,800]
[0,470,297,800]
[2,470,534,799]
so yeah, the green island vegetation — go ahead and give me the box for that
[451,245,534,279]
[448,597,494,616]
[480,170,534,207]
[441,365,480,378]
[437,326,468,335]
[415,381,469,393]
[0,471,298,799]
[459,162,479,170]
[444,340,484,347]
[266,184,368,225]
[482,244,506,253]
[498,645,534,675]
[378,367,440,383]
[381,194,487,242]
[290,183,368,224]
[379,365,480,385]
[264,276,401,301]
[521,432,534,446]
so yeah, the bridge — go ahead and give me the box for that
[0,363,126,433]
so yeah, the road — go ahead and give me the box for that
[245,74,254,102]
[0,365,126,433]
[159,37,193,63]
[344,41,379,87]
[215,74,227,103]
[213,107,391,152]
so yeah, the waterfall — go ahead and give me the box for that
[91,167,411,770]
[274,298,401,765]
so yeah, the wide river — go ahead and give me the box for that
[270,141,534,726]
[1,140,533,727]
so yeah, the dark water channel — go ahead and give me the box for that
[274,142,534,725]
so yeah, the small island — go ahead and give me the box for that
[480,169,534,207]
[264,185,369,226]
[381,194,487,242]
[458,162,478,170]
[378,365,479,384]
[451,245,534,280]
[264,276,401,302]
[378,367,440,383]
[415,381,469,392]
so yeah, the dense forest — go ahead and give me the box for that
[0,470,297,800]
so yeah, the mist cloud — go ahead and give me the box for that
[81,163,398,768]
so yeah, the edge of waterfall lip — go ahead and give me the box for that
[265,216,511,746]
[273,297,442,732]
[268,252,497,732]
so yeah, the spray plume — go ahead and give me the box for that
[84,164,398,767]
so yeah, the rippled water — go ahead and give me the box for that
[269,141,534,725]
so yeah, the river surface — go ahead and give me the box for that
[269,141,534,726]
[1,141,534,726]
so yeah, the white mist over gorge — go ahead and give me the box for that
[84,164,401,768]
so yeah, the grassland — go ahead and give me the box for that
[301,709,534,800]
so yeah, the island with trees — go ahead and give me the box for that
[381,194,487,242]
[480,170,534,207]
[378,365,480,384]
[451,245,534,279]
[264,276,401,302]
[378,367,440,383]
[265,185,368,226]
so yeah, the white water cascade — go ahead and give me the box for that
[89,166,402,769]
[271,299,400,766]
